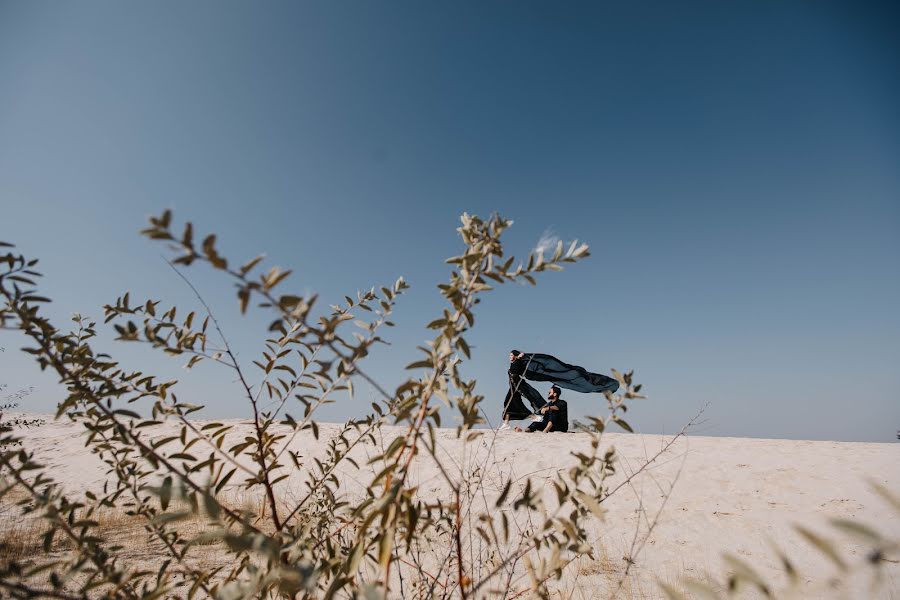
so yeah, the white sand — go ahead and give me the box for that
[8,414,900,598]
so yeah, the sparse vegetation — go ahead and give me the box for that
[0,214,656,599]
[1,216,895,600]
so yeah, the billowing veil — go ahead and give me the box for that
[518,353,619,394]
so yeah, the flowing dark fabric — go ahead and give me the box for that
[518,353,619,395]
[503,358,547,420]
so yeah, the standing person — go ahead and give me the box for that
[499,350,546,431]
[515,385,567,433]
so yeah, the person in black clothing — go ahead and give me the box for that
[499,350,546,430]
[516,385,568,433]
[499,349,617,431]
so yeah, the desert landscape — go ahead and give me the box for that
[3,414,898,598]
[3,2,898,598]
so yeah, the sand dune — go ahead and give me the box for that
[5,414,899,598]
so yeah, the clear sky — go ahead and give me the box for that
[1,1,898,442]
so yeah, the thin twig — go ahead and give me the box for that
[167,260,283,530]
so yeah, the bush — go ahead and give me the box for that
[0,213,650,599]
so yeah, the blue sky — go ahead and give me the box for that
[1,1,898,441]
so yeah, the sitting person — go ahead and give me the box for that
[515,385,568,433]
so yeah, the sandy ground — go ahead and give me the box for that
[5,414,900,599]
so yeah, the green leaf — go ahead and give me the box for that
[42,528,55,552]
[153,511,191,526]
[378,526,394,570]
[182,222,193,247]
[348,542,365,573]
[405,360,433,370]
[870,480,900,514]
[384,436,405,459]
[682,579,721,600]
[657,582,687,600]
[216,468,237,494]
[612,416,633,433]
[575,490,606,521]
[240,254,265,276]
[202,234,216,256]
[160,476,173,511]
[203,492,220,519]
[722,553,770,594]
[456,337,471,359]
[795,525,846,571]
[169,452,197,461]
[496,478,512,507]
[829,518,882,544]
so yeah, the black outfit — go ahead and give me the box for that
[516,353,619,395]
[503,357,547,421]
[526,420,545,433]
[547,399,568,432]
[525,399,568,432]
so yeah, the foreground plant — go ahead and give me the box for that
[660,481,900,600]
[0,213,651,599]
